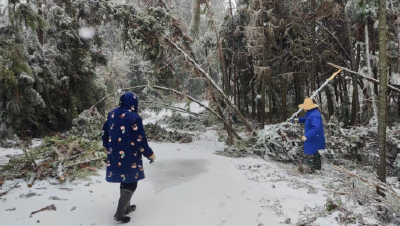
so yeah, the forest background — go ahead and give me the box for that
[0,0,399,185]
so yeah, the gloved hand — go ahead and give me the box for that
[149,153,156,164]
[291,118,299,123]
[301,135,307,142]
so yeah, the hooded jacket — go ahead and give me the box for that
[298,108,326,155]
[102,92,154,183]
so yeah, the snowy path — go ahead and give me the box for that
[0,129,333,226]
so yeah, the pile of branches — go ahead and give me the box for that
[216,122,303,161]
[298,166,400,225]
[144,123,193,143]
[1,135,106,182]
[325,121,400,174]
[216,121,400,176]
[70,107,105,141]
[159,112,211,132]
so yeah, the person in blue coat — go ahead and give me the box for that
[293,98,325,172]
[102,92,156,223]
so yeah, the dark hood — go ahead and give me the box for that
[119,92,138,112]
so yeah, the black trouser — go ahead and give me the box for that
[304,151,322,171]
[120,182,138,192]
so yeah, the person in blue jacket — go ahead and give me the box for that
[293,98,325,172]
[102,92,156,223]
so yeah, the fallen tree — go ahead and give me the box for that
[163,37,254,134]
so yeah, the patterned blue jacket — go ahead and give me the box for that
[102,92,154,183]
[298,108,326,155]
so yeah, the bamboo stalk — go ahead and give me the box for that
[27,173,36,188]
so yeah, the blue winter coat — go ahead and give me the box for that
[102,92,154,183]
[298,108,325,155]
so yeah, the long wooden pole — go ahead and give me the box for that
[287,65,342,121]
[327,63,400,94]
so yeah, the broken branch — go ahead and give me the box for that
[30,204,57,217]
[0,183,20,198]
[332,165,400,199]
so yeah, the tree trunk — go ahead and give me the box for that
[280,33,287,121]
[295,73,301,106]
[365,23,378,118]
[310,0,316,92]
[268,72,273,124]
[252,81,256,119]
[37,7,44,45]
[345,9,358,126]
[261,70,266,128]
[377,0,388,183]
[281,76,287,122]
[205,49,233,143]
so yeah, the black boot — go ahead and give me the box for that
[314,151,322,170]
[120,189,136,215]
[125,205,136,215]
[114,188,134,223]
[307,158,315,174]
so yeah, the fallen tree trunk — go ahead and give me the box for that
[152,86,242,140]
[327,62,400,94]
[164,37,254,134]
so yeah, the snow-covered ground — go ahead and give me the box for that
[0,130,332,226]
[0,110,375,226]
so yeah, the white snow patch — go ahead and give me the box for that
[78,27,95,39]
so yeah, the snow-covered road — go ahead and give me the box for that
[0,129,334,226]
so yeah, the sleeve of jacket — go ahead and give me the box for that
[298,117,306,123]
[134,117,154,159]
[305,116,321,139]
[101,119,109,148]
